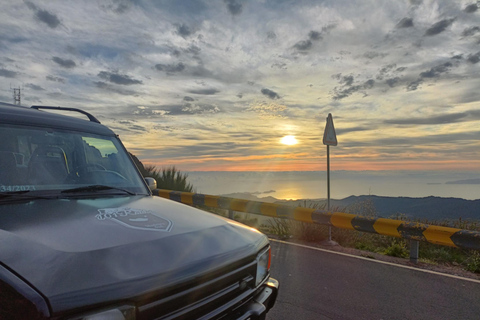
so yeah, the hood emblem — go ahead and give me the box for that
[96,207,173,232]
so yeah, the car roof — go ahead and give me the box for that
[0,103,115,136]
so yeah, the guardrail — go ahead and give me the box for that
[153,189,480,262]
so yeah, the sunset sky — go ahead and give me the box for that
[1,0,479,172]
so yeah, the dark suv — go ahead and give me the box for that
[0,102,278,319]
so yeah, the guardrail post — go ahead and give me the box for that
[410,240,419,264]
[228,209,234,219]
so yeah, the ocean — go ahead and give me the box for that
[186,171,480,201]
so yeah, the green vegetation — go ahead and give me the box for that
[130,153,194,192]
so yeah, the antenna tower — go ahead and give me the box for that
[13,87,21,105]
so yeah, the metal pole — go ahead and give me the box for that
[410,240,419,264]
[327,144,331,241]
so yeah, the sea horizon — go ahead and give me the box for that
[185,170,480,201]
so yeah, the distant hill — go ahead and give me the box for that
[276,195,480,221]
[222,193,480,221]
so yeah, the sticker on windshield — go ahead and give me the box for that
[96,207,173,232]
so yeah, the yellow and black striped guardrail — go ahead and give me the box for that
[154,189,480,251]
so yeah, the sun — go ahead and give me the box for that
[280,135,298,145]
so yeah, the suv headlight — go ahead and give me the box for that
[71,305,136,320]
[255,246,271,287]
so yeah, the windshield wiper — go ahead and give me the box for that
[0,191,53,201]
[61,185,136,196]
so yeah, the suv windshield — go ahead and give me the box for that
[0,123,148,196]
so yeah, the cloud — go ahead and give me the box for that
[52,56,76,68]
[308,30,322,41]
[0,68,18,78]
[331,77,375,100]
[363,51,388,60]
[101,0,132,14]
[173,103,221,115]
[261,88,280,99]
[154,62,185,74]
[464,3,478,13]
[187,88,220,95]
[406,62,453,91]
[25,83,45,91]
[183,96,194,101]
[467,51,480,64]
[46,75,66,83]
[386,77,400,87]
[384,110,480,125]
[94,81,139,95]
[396,18,414,28]
[175,23,194,38]
[98,71,142,85]
[25,2,61,29]
[293,40,312,51]
[224,0,243,15]
[461,26,480,37]
[419,62,452,78]
[425,19,455,36]
[406,79,422,91]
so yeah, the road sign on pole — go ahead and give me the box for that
[322,113,337,245]
[323,113,337,146]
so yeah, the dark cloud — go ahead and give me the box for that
[261,88,280,99]
[271,62,287,69]
[331,75,375,100]
[464,3,478,13]
[187,88,220,95]
[461,26,480,37]
[419,62,452,78]
[154,62,185,74]
[98,71,142,85]
[224,0,243,15]
[333,74,354,86]
[25,2,61,28]
[266,31,277,40]
[293,40,312,51]
[406,79,422,91]
[52,56,76,68]
[363,51,388,60]
[332,85,362,100]
[175,23,193,38]
[363,79,375,89]
[386,77,400,87]
[0,68,18,78]
[467,51,480,64]
[308,31,322,41]
[384,110,480,125]
[425,18,455,36]
[183,96,194,101]
[25,83,45,91]
[396,18,414,28]
[94,81,139,95]
[451,54,463,60]
[46,75,66,83]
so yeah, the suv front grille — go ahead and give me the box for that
[137,259,260,320]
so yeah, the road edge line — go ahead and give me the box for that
[270,238,480,284]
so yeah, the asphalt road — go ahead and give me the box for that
[266,240,480,320]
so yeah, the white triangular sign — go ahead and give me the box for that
[323,113,337,146]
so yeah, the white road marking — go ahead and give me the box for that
[270,238,480,284]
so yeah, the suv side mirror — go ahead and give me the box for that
[144,177,157,190]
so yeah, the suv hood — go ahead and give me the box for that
[0,195,268,313]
